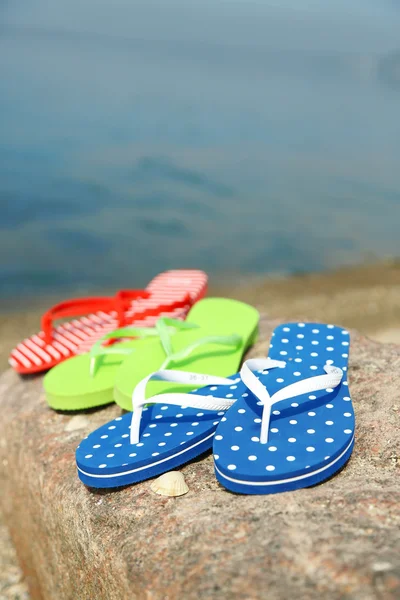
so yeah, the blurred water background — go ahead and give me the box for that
[1,0,400,308]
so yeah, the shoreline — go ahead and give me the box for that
[212,259,400,341]
[0,258,399,313]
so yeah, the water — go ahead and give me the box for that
[1,0,400,305]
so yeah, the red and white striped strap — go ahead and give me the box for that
[41,290,150,344]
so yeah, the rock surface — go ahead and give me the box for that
[0,520,29,600]
[0,316,399,600]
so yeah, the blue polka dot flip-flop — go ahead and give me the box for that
[213,322,354,494]
[76,359,283,488]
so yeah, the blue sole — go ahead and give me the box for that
[214,436,354,495]
[76,372,245,488]
[77,433,214,488]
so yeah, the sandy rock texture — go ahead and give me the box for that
[0,520,29,600]
[0,315,399,600]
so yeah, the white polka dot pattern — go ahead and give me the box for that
[213,323,355,494]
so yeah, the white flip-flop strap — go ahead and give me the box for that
[240,359,344,444]
[130,358,285,445]
[240,358,286,408]
[130,369,235,444]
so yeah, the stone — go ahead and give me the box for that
[0,316,399,600]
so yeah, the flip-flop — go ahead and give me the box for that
[9,270,207,375]
[113,298,259,410]
[76,357,280,488]
[44,319,201,411]
[213,322,355,494]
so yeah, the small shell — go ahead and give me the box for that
[150,471,189,497]
[64,415,90,432]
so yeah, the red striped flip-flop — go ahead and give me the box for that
[9,270,208,375]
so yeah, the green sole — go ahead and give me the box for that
[44,339,151,411]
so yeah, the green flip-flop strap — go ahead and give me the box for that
[89,318,199,377]
[155,317,199,356]
[154,318,242,370]
[89,317,242,377]
[159,333,243,370]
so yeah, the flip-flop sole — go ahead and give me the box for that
[213,323,355,494]
[215,435,354,494]
[44,339,153,411]
[76,374,244,488]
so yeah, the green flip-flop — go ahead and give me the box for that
[43,321,196,410]
[114,298,259,410]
